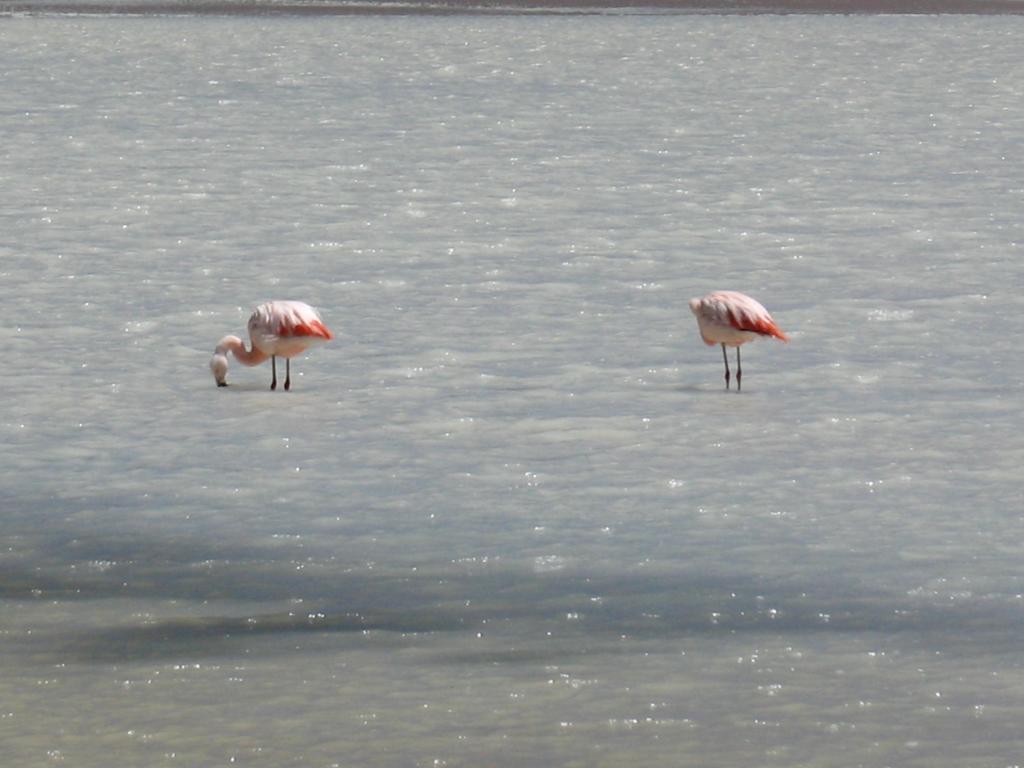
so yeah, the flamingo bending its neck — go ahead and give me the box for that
[210,300,333,390]
[689,290,788,391]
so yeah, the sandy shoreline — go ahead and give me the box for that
[4,0,1024,15]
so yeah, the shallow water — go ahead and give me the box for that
[2,11,1024,767]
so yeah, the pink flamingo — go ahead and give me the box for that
[689,291,788,391]
[210,300,333,390]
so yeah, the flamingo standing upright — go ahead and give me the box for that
[689,291,788,391]
[210,300,333,390]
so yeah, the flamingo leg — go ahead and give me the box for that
[284,359,291,391]
[721,343,730,389]
[271,356,278,390]
[735,346,742,391]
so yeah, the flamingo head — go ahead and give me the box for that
[210,350,229,386]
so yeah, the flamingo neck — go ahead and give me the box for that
[216,335,270,367]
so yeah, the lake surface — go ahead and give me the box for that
[2,9,1024,766]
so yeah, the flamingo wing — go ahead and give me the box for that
[249,300,334,352]
[278,314,333,341]
[270,301,333,341]
[716,291,789,342]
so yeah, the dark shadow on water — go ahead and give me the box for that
[216,382,270,392]
[55,609,469,663]
[6,541,1024,664]
[4,499,1021,663]
[215,382,324,393]
[673,383,739,395]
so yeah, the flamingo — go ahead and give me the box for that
[689,291,788,391]
[210,300,333,390]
